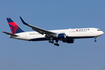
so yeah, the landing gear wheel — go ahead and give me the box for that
[94,40,96,42]
[54,43,59,46]
[57,44,59,46]
[54,40,59,46]
[94,37,97,42]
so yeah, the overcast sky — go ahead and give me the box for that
[0,0,105,70]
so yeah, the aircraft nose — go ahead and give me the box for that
[102,31,104,34]
[100,31,104,35]
[98,31,104,36]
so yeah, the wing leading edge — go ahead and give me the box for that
[20,17,56,35]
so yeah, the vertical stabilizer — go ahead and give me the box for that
[7,18,24,34]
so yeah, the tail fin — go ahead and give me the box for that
[7,18,24,34]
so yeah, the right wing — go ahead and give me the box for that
[20,17,56,35]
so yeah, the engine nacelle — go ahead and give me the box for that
[56,33,66,39]
[63,39,74,43]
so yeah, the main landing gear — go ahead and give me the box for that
[49,37,59,46]
[54,40,59,46]
[54,43,59,46]
[49,37,54,43]
[94,37,97,42]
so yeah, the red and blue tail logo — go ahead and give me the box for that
[7,18,24,34]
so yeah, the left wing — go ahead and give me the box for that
[20,17,56,35]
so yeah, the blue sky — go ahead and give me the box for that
[0,0,105,70]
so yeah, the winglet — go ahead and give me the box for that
[20,17,27,25]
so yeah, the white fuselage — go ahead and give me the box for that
[9,28,104,41]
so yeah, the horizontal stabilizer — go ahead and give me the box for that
[2,31,18,36]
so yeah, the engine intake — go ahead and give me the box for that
[56,33,66,39]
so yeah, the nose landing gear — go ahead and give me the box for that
[94,37,97,42]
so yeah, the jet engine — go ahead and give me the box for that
[56,33,66,39]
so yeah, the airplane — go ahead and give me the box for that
[3,17,104,46]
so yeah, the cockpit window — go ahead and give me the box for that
[97,29,101,31]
